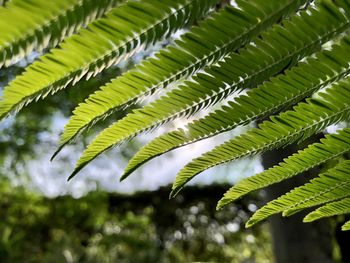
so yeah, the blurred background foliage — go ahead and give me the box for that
[0,180,272,262]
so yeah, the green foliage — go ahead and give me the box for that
[1,0,350,229]
[0,182,272,262]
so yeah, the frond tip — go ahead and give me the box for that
[303,197,350,222]
[342,220,350,231]
[245,160,350,227]
[217,128,350,210]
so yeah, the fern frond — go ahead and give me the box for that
[0,0,216,120]
[170,78,350,197]
[218,129,350,209]
[342,220,350,231]
[55,0,309,157]
[69,0,350,179]
[123,36,350,179]
[0,0,120,68]
[245,160,350,227]
[303,197,350,222]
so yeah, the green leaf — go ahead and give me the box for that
[342,220,350,231]
[171,78,350,197]
[0,0,216,120]
[303,197,350,222]
[245,160,350,227]
[70,0,350,179]
[56,0,309,157]
[123,35,350,179]
[0,0,121,68]
[217,129,350,209]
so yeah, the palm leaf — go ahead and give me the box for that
[245,160,350,227]
[0,0,216,120]
[0,0,120,68]
[218,129,350,209]
[171,78,350,197]
[123,36,350,179]
[303,197,350,222]
[69,0,350,179]
[55,0,309,158]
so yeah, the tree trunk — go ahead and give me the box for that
[262,145,333,263]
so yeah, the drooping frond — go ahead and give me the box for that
[245,160,350,227]
[217,129,350,209]
[0,0,217,120]
[0,0,120,68]
[170,78,350,197]
[55,0,309,158]
[122,36,350,180]
[69,0,350,179]
[303,197,350,222]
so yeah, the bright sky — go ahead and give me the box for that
[25,112,262,198]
